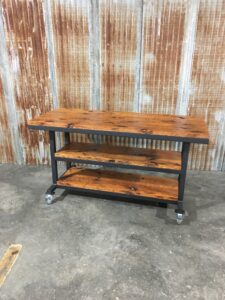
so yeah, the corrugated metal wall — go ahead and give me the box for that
[0,0,224,171]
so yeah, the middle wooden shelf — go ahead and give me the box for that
[55,142,182,174]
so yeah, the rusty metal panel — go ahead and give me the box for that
[141,1,185,114]
[51,0,90,109]
[99,0,142,148]
[140,1,185,151]
[188,1,225,170]
[0,0,224,171]
[2,0,52,164]
[0,76,14,163]
[100,0,141,112]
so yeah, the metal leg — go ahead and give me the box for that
[45,131,58,205]
[46,185,57,195]
[175,142,190,223]
[64,132,72,169]
[49,130,58,184]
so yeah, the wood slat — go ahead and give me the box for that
[55,142,181,172]
[28,108,209,143]
[0,244,22,287]
[57,167,178,201]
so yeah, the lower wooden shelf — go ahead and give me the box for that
[57,167,178,202]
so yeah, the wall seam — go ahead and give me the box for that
[88,0,100,110]
[176,0,200,116]
[43,0,59,109]
[133,0,144,113]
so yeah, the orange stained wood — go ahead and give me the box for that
[28,108,209,143]
[57,167,178,201]
[0,244,22,287]
[55,142,181,171]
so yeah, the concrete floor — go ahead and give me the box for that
[0,164,225,300]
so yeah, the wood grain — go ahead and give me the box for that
[57,167,178,201]
[28,108,209,143]
[0,244,22,287]
[55,142,181,171]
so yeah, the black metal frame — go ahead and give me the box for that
[55,156,180,174]
[176,142,190,214]
[45,130,192,213]
[64,132,72,170]
[46,184,178,205]
[28,124,209,144]
[49,131,58,183]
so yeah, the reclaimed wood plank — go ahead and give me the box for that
[57,167,178,201]
[28,108,209,143]
[55,142,181,172]
[0,244,22,287]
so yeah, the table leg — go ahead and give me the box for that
[64,132,72,169]
[49,130,58,184]
[175,142,190,223]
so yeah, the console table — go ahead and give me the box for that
[28,108,209,224]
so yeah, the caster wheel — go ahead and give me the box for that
[45,194,54,205]
[176,213,184,224]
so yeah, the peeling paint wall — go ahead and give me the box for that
[0,0,224,171]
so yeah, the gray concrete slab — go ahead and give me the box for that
[0,164,225,300]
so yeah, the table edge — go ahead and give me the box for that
[28,124,209,144]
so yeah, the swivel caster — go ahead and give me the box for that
[176,212,185,224]
[45,193,54,205]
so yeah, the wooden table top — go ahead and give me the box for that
[28,108,209,144]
